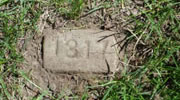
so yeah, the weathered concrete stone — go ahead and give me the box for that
[43,29,118,73]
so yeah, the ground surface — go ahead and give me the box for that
[23,28,117,98]
[0,0,180,100]
[22,21,128,99]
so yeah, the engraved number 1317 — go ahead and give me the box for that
[65,39,109,58]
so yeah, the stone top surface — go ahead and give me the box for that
[43,29,119,73]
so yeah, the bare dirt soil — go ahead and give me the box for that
[20,2,136,98]
[21,22,115,99]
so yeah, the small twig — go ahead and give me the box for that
[125,28,145,45]
[79,5,104,18]
[127,23,149,65]
[118,60,142,68]
[133,31,144,51]
[97,33,115,42]
[38,10,49,34]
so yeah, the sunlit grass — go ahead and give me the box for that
[0,0,180,100]
[0,0,42,99]
[97,0,180,100]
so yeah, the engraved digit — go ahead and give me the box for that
[85,40,90,58]
[56,38,59,56]
[66,39,78,58]
[102,40,109,58]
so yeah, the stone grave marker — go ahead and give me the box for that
[43,29,118,73]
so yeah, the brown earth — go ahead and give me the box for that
[21,26,117,99]
[19,1,138,99]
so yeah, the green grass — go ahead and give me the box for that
[51,0,84,19]
[94,0,180,100]
[0,0,180,100]
[0,0,42,99]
